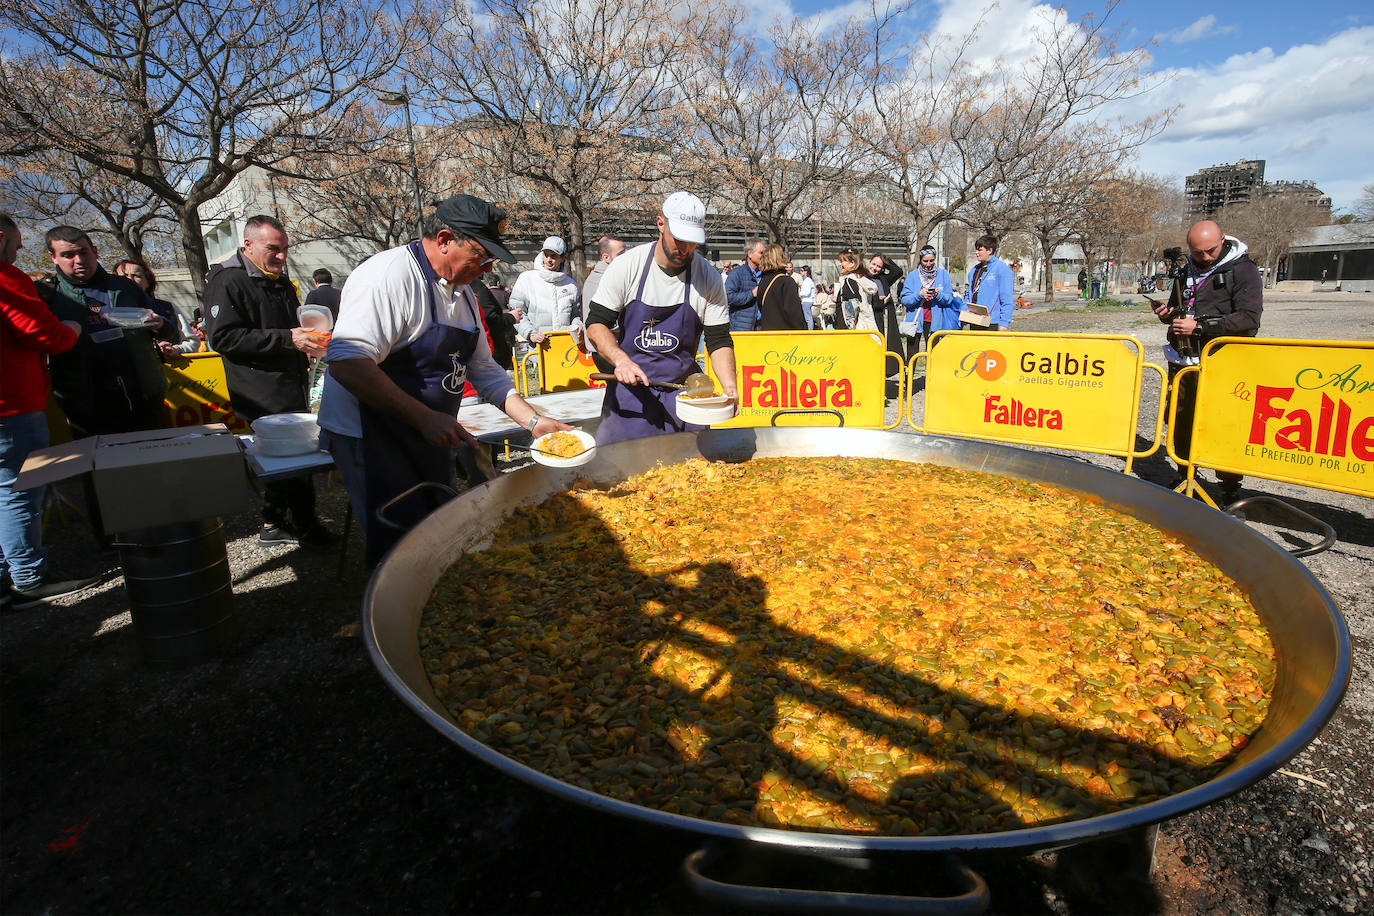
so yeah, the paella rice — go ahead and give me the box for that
[420,458,1275,836]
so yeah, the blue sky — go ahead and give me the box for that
[784,0,1374,210]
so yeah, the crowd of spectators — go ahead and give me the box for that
[1,198,1032,604]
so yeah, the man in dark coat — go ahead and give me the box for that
[36,226,168,439]
[205,214,333,547]
[1152,219,1263,502]
[304,267,341,319]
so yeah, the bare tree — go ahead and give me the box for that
[274,106,470,255]
[0,0,410,294]
[413,0,717,277]
[0,147,182,270]
[1351,183,1374,224]
[858,2,1169,259]
[1219,194,1330,287]
[1071,172,1168,296]
[1120,179,1186,282]
[683,10,878,250]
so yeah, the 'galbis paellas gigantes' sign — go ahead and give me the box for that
[924,332,1147,455]
[1190,338,1374,498]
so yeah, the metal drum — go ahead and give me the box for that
[117,518,238,668]
[363,428,1350,901]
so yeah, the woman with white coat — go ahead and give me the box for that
[511,236,582,350]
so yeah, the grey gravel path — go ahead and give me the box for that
[1,290,1369,914]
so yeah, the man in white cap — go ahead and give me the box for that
[586,191,738,444]
[511,234,581,352]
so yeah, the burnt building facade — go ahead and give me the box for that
[1185,160,1266,218]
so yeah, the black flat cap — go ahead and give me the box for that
[434,195,516,263]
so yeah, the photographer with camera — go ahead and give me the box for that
[1152,219,1263,502]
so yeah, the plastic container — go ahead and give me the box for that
[297,304,334,331]
[105,306,158,328]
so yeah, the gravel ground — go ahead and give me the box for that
[2,290,1370,914]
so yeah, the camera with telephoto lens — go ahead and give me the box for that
[1157,246,1198,359]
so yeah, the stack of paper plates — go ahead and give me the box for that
[251,413,320,457]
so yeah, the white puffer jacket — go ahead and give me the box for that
[511,269,581,343]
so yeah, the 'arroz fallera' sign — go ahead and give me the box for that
[715,330,887,428]
[1191,339,1374,498]
[924,332,1146,454]
[162,352,249,432]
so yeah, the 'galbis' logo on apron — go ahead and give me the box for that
[637,327,679,351]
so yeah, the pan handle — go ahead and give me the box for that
[681,843,989,914]
[1224,495,1336,557]
[375,481,459,531]
[769,408,845,427]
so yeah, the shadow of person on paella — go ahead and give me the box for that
[420,472,1241,843]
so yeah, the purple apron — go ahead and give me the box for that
[596,244,704,446]
[360,241,479,563]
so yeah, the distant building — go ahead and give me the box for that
[1186,160,1266,219]
[1264,180,1333,218]
[1283,223,1374,293]
[196,164,913,287]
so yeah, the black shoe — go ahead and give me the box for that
[1219,484,1242,505]
[258,525,300,547]
[10,574,101,610]
[294,522,338,547]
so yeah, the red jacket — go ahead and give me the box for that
[1,261,78,417]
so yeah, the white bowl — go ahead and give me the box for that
[529,429,596,468]
[676,398,736,426]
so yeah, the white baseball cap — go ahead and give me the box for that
[541,236,567,255]
[662,192,706,245]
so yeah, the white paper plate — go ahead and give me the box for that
[529,429,596,468]
[675,393,731,408]
[676,398,736,426]
[253,435,320,457]
[252,413,320,438]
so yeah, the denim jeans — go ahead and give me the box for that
[0,411,50,589]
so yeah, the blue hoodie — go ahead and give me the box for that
[965,256,1015,328]
[899,268,960,333]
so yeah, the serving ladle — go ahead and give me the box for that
[589,372,717,395]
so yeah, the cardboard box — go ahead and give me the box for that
[16,424,256,532]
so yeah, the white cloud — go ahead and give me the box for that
[1155,15,1233,45]
[748,1,1373,210]
[1125,26,1374,209]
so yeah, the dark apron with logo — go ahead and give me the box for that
[596,244,704,446]
[360,241,479,563]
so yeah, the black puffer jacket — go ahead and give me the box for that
[204,251,307,422]
[1164,237,1263,350]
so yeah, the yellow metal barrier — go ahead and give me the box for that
[161,351,250,432]
[1170,337,1374,503]
[706,330,889,429]
[912,331,1165,474]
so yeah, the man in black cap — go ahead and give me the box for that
[316,195,573,563]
